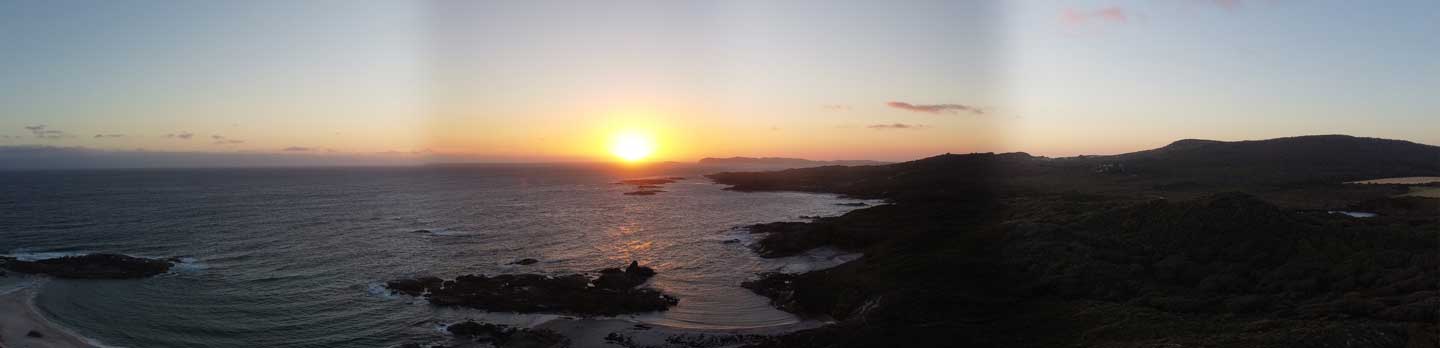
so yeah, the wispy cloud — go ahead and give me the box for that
[93,134,125,139]
[1208,0,1241,10]
[886,101,985,115]
[821,104,852,112]
[165,132,195,140]
[282,146,313,152]
[1061,6,1128,25]
[211,135,244,145]
[867,123,927,130]
[24,125,68,139]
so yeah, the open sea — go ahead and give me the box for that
[0,165,873,347]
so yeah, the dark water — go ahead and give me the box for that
[0,166,871,347]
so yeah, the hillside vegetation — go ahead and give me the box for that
[710,135,1439,348]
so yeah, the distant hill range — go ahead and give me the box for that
[1084,135,1440,183]
[709,135,1440,201]
[697,157,888,169]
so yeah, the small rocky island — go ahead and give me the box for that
[386,261,677,316]
[617,177,684,196]
[0,253,175,279]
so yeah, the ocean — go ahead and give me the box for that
[0,165,874,347]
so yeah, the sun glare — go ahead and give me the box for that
[610,132,656,162]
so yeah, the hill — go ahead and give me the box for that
[697,157,889,169]
[708,135,1439,348]
[1091,135,1440,184]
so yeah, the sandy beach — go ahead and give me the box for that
[0,285,94,348]
[1348,176,1440,185]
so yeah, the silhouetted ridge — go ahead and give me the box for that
[1095,135,1440,184]
[698,157,888,168]
[708,152,1035,202]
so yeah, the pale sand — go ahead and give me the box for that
[1348,176,1440,185]
[0,287,95,348]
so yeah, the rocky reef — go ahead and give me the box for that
[617,177,683,196]
[386,261,677,316]
[0,253,174,279]
[444,320,570,348]
[616,178,682,186]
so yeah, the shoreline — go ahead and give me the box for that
[535,316,825,348]
[0,282,98,348]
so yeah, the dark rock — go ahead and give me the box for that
[835,202,868,207]
[384,276,443,296]
[502,329,569,348]
[27,330,43,338]
[447,320,507,341]
[387,262,676,316]
[592,261,656,291]
[412,229,431,233]
[623,190,665,196]
[741,273,805,314]
[510,258,540,265]
[721,239,741,244]
[604,332,633,346]
[0,254,173,279]
[617,178,677,186]
[446,320,570,348]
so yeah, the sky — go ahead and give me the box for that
[1,0,1437,166]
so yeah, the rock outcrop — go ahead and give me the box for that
[446,320,569,348]
[0,253,174,279]
[386,261,676,316]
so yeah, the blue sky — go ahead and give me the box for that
[0,0,1436,164]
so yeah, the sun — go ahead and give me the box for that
[610,132,656,162]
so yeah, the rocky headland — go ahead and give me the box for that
[710,135,1440,347]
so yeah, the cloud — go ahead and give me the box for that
[886,101,985,115]
[282,146,313,152]
[1208,0,1241,9]
[1061,6,1128,25]
[0,145,419,170]
[867,123,927,130]
[166,132,195,140]
[821,104,852,112]
[93,134,125,138]
[211,135,244,145]
[24,125,69,139]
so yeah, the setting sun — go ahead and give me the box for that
[610,132,656,162]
